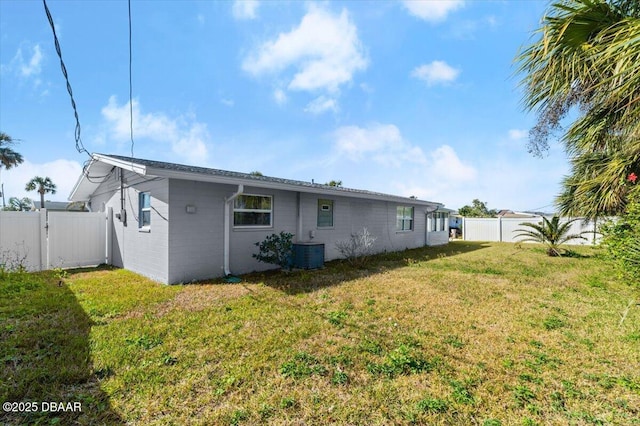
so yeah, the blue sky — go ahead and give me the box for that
[0,0,568,211]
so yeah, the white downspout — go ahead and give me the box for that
[224,184,243,276]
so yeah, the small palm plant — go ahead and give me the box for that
[515,216,586,257]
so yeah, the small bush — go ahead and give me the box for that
[253,231,294,270]
[600,187,640,286]
[335,227,376,267]
[0,246,30,277]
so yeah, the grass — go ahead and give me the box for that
[1,241,639,425]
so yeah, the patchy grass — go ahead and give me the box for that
[1,242,639,425]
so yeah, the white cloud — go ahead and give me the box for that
[401,0,464,22]
[411,61,460,86]
[1,43,43,78]
[508,129,527,140]
[242,4,368,94]
[11,44,43,78]
[429,145,476,182]
[304,96,338,115]
[1,159,83,202]
[332,123,427,167]
[232,0,260,20]
[220,98,234,107]
[273,88,287,105]
[101,96,209,165]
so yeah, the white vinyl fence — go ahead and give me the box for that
[0,209,110,271]
[462,216,601,245]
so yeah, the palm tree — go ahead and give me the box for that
[516,0,640,218]
[515,216,587,257]
[0,132,23,170]
[0,132,24,208]
[8,197,33,211]
[25,176,57,209]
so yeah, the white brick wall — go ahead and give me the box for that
[90,170,169,283]
[92,170,446,283]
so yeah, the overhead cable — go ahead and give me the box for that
[128,0,135,158]
[42,0,89,157]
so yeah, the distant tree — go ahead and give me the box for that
[0,132,23,170]
[0,132,24,208]
[25,176,57,209]
[515,216,586,257]
[8,197,32,211]
[458,199,497,217]
[250,171,264,176]
[515,0,640,218]
[326,180,343,187]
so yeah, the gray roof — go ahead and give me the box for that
[70,153,443,207]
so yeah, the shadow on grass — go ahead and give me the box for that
[0,271,123,425]
[244,241,491,295]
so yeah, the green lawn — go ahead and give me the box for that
[1,242,639,425]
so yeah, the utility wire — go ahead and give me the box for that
[42,0,88,157]
[128,0,135,158]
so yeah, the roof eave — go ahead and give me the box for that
[147,167,441,207]
[72,154,443,208]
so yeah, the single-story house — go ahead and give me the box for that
[70,154,450,284]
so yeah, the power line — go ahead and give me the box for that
[42,0,89,157]
[128,0,135,158]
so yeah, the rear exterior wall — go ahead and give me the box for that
[296,193,430,261]
[91,171,445,283]
[166,179,228,283]
[89,170,170,283]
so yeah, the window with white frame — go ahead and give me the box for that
[317,199,334,227]
[439,212,448,231]
[234,194,272,227]
[430,212,437,231]
[139,192,151,228]
[396,206,414,231]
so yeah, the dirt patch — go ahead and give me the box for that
[152,283,251,317]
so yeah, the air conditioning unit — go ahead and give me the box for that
[292,243,325,269]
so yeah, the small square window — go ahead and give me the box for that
[317,199,334,227]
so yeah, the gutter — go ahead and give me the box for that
[223,184,244,276]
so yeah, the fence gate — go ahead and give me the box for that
[47,211,107,269]
[0,209,109,271]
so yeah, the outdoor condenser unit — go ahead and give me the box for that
[292,243,325,269]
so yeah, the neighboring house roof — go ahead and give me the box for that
[70,153,444,207]
[30,199,87,211]
[497,209,539,219]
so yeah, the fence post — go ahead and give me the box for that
[462,217,466,241]
[39,209,48,270]
[497,216,502,242]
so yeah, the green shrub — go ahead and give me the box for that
[600,187,640,286]
[253,231,294,270]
